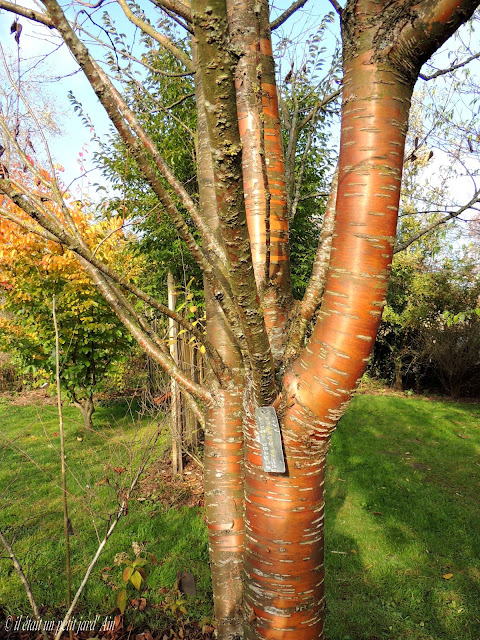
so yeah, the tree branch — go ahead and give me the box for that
[270,0,309,30]
[39,0,231,287]
[388,0,480,80]
[0,0,54,27]
[76,24,194,76]
[297,88,341,131]
[194,0,276,405]
[419,51,480,80]
[115,0,194,71]
[394,190,480,254]
[0,529,48,640]
[164,91,195,110]
[79,256,215,403]
[52,423,164,640]
[0,181,228,386]
[153,3,193,33]
[327,0,342,16]
[149,0,192,25]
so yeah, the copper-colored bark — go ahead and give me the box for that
[241,1,480,637]
[228,0,292,359]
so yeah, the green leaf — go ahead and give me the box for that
[118,588,127,614]
[130,570,142,589]
[132,558,147,567]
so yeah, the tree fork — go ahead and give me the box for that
[241,2,480,638]
[192,0,276,406]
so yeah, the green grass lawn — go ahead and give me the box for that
[0,393,479,639]
[0,399,211,630]
[325,393,480,640]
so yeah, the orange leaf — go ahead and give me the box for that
[123,566,134,582]
[442,573,453,580]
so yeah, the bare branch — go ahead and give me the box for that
[149,0,192,24]
[327,0,343,16]
[0,180,228,385]
[164,91,195,110]
[115,0,194,71]
[76,0,105,6]
[298,191,330,201]
[159,5,193,33]
[420,51,480,80]
[0,0,54,27]
[52,423,165,640]
[0,529,48,640]
[79,256,215,403]
[395,190,480,253]
[297,88,341,131]
[37,0,231,288]
[76,23,193,76]
[270,0,309,31]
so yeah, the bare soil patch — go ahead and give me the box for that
[137,458,204,509]
[0,389,57,407]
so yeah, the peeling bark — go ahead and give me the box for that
[227,0,293,361]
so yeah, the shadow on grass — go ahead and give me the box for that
[324,394,480,640]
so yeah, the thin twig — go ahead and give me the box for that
[270,0,309,30]
[395,190,480,253]
[53,295,73,639]
[53,424,165,640]
[0,529,48,640]
[420,51,480,80]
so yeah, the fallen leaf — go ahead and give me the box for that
[442,573,453,580]
[177,570,196,595]
[456,432,469,439]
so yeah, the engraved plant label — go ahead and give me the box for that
[255,406,286,473]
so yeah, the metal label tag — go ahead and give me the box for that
[255,406,286,473]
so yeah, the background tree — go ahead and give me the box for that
[0,166,135,427]
[372,251,480,395]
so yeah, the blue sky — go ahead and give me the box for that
[0,0,478,225]
[0,0,341,192]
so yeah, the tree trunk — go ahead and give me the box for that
[76,396,95,430]
[195,49,246,636]
[393,354,403,391]
[244,399,327,639]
